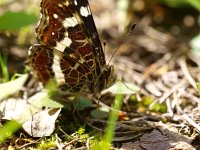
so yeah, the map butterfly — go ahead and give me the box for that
[28,0,115,95]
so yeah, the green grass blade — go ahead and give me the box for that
[93,94,124,150]
[0,54,9,82]
[104,94,123,144]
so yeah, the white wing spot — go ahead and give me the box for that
[54,37,72,52]
[80,6,91,17]
[74,0,77,6]
[63,1,70,6]
[53,14,58,19]
[52,54,65,85]
[58,4,63,7]
[63,17,78,28]
[64,32,69,37]
[28,46,33,55]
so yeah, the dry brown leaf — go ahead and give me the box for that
[120,129,195,150]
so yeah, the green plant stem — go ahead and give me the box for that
[104,94,123,144]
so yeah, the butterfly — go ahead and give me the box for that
[28,0,115,96]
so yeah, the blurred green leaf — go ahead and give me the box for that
[160,0,190,8]
[197,82,200,92]
[190,33,200,56]
[129,95,138,104]
[73,97,92,110]
[149,103,167,113]
[104,81,140,94]
[162,117,168,123]
[0,11,37,30]
[160,0,200,11]
[186,0,200,12]
[90,107,109,119]
[0,74,28,100]
[0,0,14,6]
[142,96,155,107]
[40,93,64,108]
[0,120,21,143]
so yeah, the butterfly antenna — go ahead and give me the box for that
[108,24,136,65]
[103,42,106,54]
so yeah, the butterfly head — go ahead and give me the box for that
[93,65,116,95]
[104,65,116,89]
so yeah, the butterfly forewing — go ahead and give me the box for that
[28,0,115,95]
[72,0,106,67]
